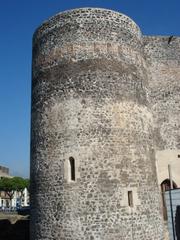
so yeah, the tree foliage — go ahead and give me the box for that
[11,177,30,192]
[0,176,30,203]
[0,177,15,199]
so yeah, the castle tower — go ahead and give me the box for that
[144,36,180,187]
[31,8,164,240]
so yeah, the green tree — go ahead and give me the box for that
[0,177,15,207]
[12,177,29,192]
[0,177,30,207]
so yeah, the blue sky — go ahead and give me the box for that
[0,0,180,178]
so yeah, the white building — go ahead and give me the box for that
[0,165,29,209]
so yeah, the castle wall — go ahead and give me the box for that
[31,8,164,240]
[143,36,180,186]
[156,150,180,186]
[0,166,9,177]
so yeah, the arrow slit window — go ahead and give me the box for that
[69,157,75,181]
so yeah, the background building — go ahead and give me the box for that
[0,165,29,209]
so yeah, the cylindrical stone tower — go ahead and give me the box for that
[31,8,164,240]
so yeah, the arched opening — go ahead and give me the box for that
[69,157,75,181]
[161,179,177,191]
[161,179,177,220]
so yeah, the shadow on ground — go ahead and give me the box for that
[0,219,29,240]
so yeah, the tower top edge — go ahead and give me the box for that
[33,7,142,41]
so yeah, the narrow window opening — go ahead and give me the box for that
[69,157,75,181]
[128,191,133,207]
[178,154,180,158]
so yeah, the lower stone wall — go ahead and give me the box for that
[0,218,29,240]
[0,216,169,240]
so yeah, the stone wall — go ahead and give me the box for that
[31,8,164,240]
[143,36,180,186]
[0,218,29,240]
[0,165,9,177]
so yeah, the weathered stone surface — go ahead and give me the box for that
[30,8,165,240]
[143,36,180,187]
[143,36,180,150]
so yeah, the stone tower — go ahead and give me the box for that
[31,8,164,240]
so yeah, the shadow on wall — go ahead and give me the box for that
[0,219,29,240]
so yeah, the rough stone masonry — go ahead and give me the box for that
[30,7,180,240]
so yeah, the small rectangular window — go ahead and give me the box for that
[69,157,75,181]
[128,191,133,207]
[178,154,180,158]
